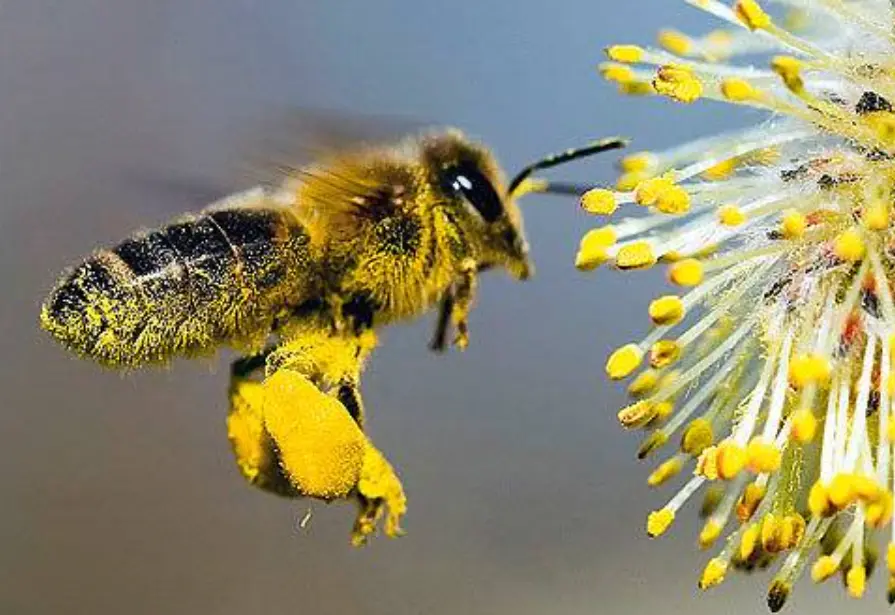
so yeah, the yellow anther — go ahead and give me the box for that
[808,481,832,517]
[785,513,806,548]
[682,418,714,456]
[700,484,724,517]
[780,209,807,239]
[599,62,635,83]
[788,353,831,388]
[652,400,674,423]
[720,78,759,102]
[628,369,659,397]
[790,407,817,443]
[865,111,895,144]
[717,204,746,227]
[657,29,693,56]
[828,473,857,509]
[653,65,703,103]
[580,188,618,215]
[734,0,772,30]
[888,415,895,443]
[649,295,685,326]
[606,44,644,63]
[648,457,683,487]
[761,513,787,553]
[668,259,704,286]
[853,474,882,502]
[702,159,736,181]
[575,226,617,271]
[846,565,867,598]
[616,171,649,191]
[833,228,866,261]
[698,519,722,549]
[657,369,680,391]
[634,175,675,206]
[889,369,895,395]
[865,201,890,230]
[647,507,675,537]
[618,80,655,96]
[811,555,839,582]
[695,446,720,480]
[618,400,657,429]
[655,185,691,214]
[616,241,657,270]
[606,343,643,380]
[888,543,895,573]
[770,55,804,93]
[736,482,766,522]
[619,152,656,173]
[717,440,746,479]
[699,558,728,590]
[650,340,681,369]
[638,431,669,459]
[746,437,781,474]
[740,523,760,560]
[867,490,893,528]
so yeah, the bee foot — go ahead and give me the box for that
[350,443,407,545]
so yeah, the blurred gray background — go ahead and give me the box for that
[0,1,873,614]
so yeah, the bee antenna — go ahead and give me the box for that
[507,137,628,199]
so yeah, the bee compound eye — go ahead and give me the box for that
[440,162,503,223]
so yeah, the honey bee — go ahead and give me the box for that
[41,129,625,544]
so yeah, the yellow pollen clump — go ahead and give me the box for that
[865,111,895,145]
[740,523,760,560]
[575,226,617,271]
[770,55,804,93]
[657,29,693,56]
[599,62,635,83]
[699,558,728,590]
[628,369,659,397]
[847,566,867,598]
[888,543,895,573]
[716,440,746,479]
[833,228,866,261]
[702,158,737,181]
[808,481,832,517]
[652,400,674,423]
[655,185,691,214]
[780,209,807,239]
[682,418,714,456]
[864,201,890,230]
[720,78,759,102]
[616,241,657,270]
[606,343,643,380]
[828,473,857,509]
[618,400,657,429]
[746,437,781,473]
[734,0,772,30]
[650,340,681,368]
[669,259,704,286]
[634,175,675,206]
[580,188,618,215]
[867,490,893,528]
[653,65,703,103]
[718,204,746,226]
[647,507,675,537]
[790,407,818,443]
[647,457,683,487]
[811,555,839,582]
[606,44,644,63]
[736,482,765,522]
[649,295,685,326]
[788,353,831,388]
[616,171,649,191]
[699,519,722,549]
[620,152,656,173]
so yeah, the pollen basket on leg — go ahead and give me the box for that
[587,0,895,608]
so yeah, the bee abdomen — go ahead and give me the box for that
[42,206,315,366]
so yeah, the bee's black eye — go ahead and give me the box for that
[440,162,503,222]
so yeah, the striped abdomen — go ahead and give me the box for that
[41,205,316,367]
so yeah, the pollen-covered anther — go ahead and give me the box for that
[740,523,760,560]
[698,519,722,549]
[655,185,691,214]
[650,340,681,369]
[746,437,781,473]
[770,55,805,94]
[648,457,683,487]
[657,29,693,56]
[866,490,893,528]
[807,480,833,517]
[790,407,817,443]
[734,0,772,30]
[788,353,831,388]
[736,482,766,522]
[682,418,714,456]
[599,62,635,84]
[716,440,746,479]
[780,209,807,239]
[628,369,659,397]
[618,400,657,429]
[576,226,617,271]
[653,65,703,103]
[580,188,618,215]
[638,431,669,459]
[718,204,746,227]
[699,558,728,590]
[864,201,890,230]
[668,259,704,287]
[606,44,644,63]
[649,295,684,326]
[760,513,791,553]
[847,566,867,598]
[651,400,674,424]
[634,175,675,207]
[833,228,866,261]
[827,473,858,510]
[647,507,675,537]
[721,78,760,102]
[606,343,643,380]
[811,555,839,582]
[619,151,656,173]
[864,110,895,144]
[615,241,658,270]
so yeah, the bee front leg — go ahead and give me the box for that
[428,292,454,353]
[450,258,478,350]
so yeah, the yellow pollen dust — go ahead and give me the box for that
[833,228,866,261]
[734,0,772,30]
[718,204,746,226]
[649,295,685,326]
[781,209,807,239]
[669,259,704,286]
[788,353,831,388]
[616,241,657,269]
[580,188,618,215]
[653,65,703,103]
[647,507,675,537]
[606,343,643,380]
[606,44,644,63]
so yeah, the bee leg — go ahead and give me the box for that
[428,292,454,353]
[351,444,407,546]
[450,258,478,350]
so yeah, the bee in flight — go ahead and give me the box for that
[40,129,625,544]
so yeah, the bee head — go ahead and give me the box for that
[421,130,532,281]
